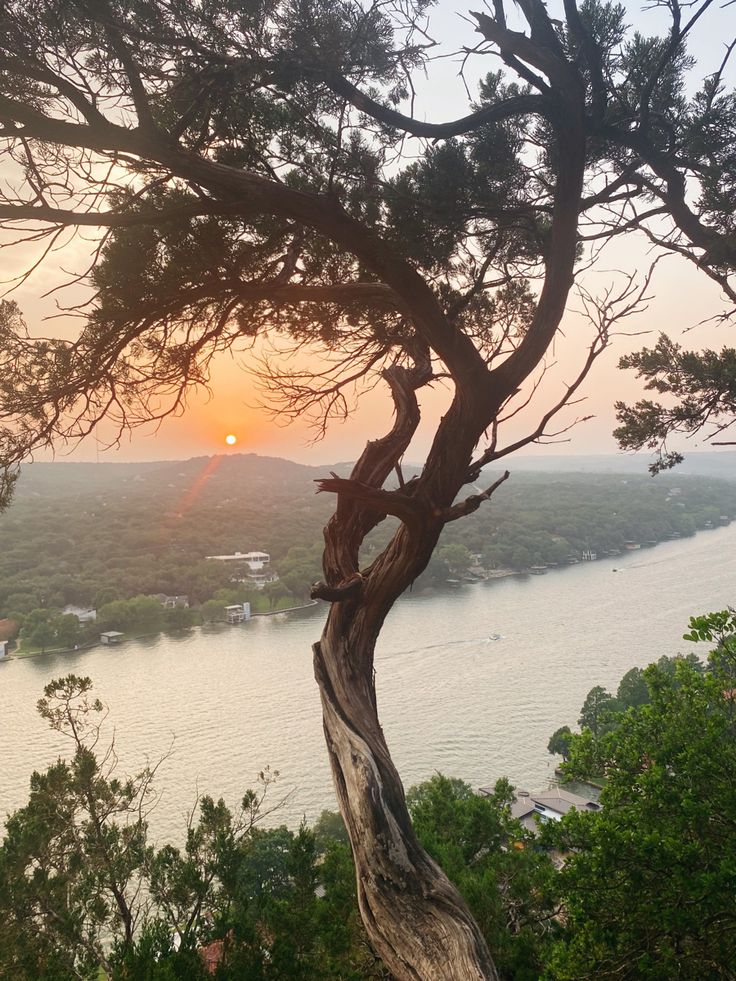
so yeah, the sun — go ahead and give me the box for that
[224,434,238,446]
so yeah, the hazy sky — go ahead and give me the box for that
[6,1,736,466]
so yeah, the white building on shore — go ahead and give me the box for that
[205,550,277,589]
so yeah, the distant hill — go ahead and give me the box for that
[13,453,327,502]
[15,449,736,503]
[490,451,736,481]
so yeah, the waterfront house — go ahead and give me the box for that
[153,594,190,609]
[478,785,601,835]
[100,631,124,645]
[63,604,97,623]
[205,550,277,589]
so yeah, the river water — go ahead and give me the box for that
[2,524,735,841]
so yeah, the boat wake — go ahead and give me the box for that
[377,633,504,661]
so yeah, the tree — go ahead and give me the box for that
[0,676,154,977]
[547,725,573,762]
[262,578,291,610]
[313,809,350,847]
[0,2,733,976]
[95,586,121,609]
[146,773,286,959]
[548,649,736,978]
[54,612,83,649]
[97,595,165,634]
[164,605,198,630]
[278,545,325,599]
[616,666,650,710]
[615,339,736,472]
[18,608,82,652]
[577,685,619,738]
[20,616,55,653]
[201,598,226,623]
[406,775,560,980]
[2,677,373,980]
[438,543,474,577]
[685,608,736,686]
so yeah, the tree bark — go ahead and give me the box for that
[314,597,500,981]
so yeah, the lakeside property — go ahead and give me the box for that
[4,503,734,657]
[1,458,734,655]
[3,598,321,660]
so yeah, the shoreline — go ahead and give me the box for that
[2,524,728,662]
[2,521,735,832]
[448,524,731,586]
[251,600,320,617]
[2,600,322,662]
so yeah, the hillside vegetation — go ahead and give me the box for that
[1,454,733,623]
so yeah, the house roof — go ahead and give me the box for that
[479,785,601,821]
[528,787,601,816]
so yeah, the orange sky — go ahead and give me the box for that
[12,220,731,467]
[5,2,735,467]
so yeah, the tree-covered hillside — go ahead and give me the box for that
[0,455,733,621]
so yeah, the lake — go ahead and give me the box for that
[2,523,735,841]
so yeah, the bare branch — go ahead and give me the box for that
[315,473,422,528]
[440,470,510,522]
[324,71,552,135]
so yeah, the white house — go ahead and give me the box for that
[0,640,8,660]
[153,594,190,609]
[205,550,277,589]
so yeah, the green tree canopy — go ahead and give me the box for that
[577,685,618,738]
[550,649,736,979]
[615,666,649,710]
[547,725,573,761]
[407,775,560,980]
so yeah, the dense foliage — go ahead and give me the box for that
[1,457,733,639]
[545,611,736,978]
[0,678,557,980]
[0,0,733,478]
[615,338,736,472]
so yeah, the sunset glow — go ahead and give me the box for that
[225,434,238,446]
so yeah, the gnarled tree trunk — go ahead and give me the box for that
[309,356,508,979]
[309,82,586,974]
[314,598,499,981]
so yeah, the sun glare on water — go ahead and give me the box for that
[225,434,238,446]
